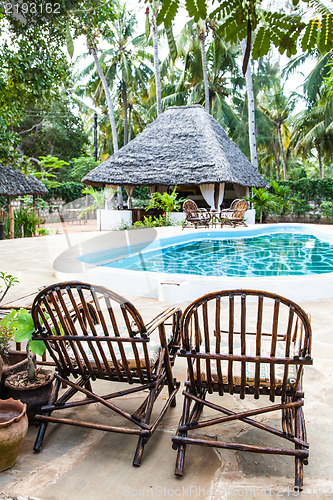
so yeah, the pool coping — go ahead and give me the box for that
[53,223,333,303]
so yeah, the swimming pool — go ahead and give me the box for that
[54,224,333,302]
[104,233,333,277]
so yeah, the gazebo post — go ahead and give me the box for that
[9,200,14,239]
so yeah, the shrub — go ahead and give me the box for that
[4,207,41,238]
[320,201,333,221]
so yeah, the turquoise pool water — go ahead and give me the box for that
[102,232,333,277]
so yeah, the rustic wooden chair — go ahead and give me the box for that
[172,290,312,490]
[219,199,248,227]
[182,200,211,229]
[31,282,181,466]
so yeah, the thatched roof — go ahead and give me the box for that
[83,105,267,188]
[0,165,48,197]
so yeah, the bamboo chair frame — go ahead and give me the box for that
[31,281,181,466]
[172,289,312,490]
[182,200,211,229]
[219,199,248,227]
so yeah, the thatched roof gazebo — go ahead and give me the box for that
[83,105,267,210]
[0,165,48,238]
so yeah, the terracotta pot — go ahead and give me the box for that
[0,350,36,398]
[0,398,28,472]
[5,369,54,424]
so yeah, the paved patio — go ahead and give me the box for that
[0,227,333,499]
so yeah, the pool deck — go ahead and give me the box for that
[1,225,333,499]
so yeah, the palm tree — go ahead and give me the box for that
[240,38,257,169]
[258,82,295,180]
[290,51,333,178]
[146,1,163,116]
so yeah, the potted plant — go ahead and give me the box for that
[2,309,53,423]
[146,187,185,225]
[0,273,34,394]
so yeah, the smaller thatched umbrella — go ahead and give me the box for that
[0,165,48,239]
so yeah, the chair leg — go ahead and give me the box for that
[133,435,147,467]
[173,388,191,476]
[34,378,61,452]
[294,405,305,491]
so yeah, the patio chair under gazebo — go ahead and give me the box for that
[0,165,48,239]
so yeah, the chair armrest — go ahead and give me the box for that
[146,307,181,336]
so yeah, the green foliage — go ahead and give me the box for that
[278,179,333,205]
[320,201,333,220]
[292,198,312,217]
[246,188,275,223]
[133,214,173,228]
[0,272,19,305]
[43,182,84,204]
[4,208,41,239]
[70,157,99,183]
[0,325,14,356]
[33,156,69,186]
[146,187,183,212]
[1,308,46,357]
[157,0,333,60]
[36,227,51,236]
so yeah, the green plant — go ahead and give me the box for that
[33,155,69,187]
[320,201,333,221]
[4,208,41,238]
[146,187,184,213]
[80,186,116,230]
[115,219,132,231]
[1,309,46,382]
[292,198,312,218]
[43,182,85,204]
[269,181,293,220]
[36,227,51,236]
[0,326,14,357]
[0,272,19,305]
[246,189,274,223]
[133,215,173,228]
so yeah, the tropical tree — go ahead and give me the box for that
[155,0,333,69]
[257,82,295,180]
[291,51,333,178]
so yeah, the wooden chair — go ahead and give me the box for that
[31,281,181,466]
[182,200,211,229]
[172,290,312,490]
[219,199,248,227]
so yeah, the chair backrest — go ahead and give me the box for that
[31,282,157,384]
[231,199,248,219]
[230,199,241,209]
[183,199,199,213]
[180,290,312,401]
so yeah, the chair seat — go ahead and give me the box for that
[195,335,296,388]
[67,324,173,369]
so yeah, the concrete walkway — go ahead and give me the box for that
[0,229,332,499]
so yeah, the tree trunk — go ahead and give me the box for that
[128,104,132,143]
[272,141,280,180]
[317,143,323,178]
[122,80,128,146]
[90,45,118,153]
[240,39,257,169]
[199,29,209,113]
[151,13,162,116]
[90,43,123,207]
[277,122,287,180]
